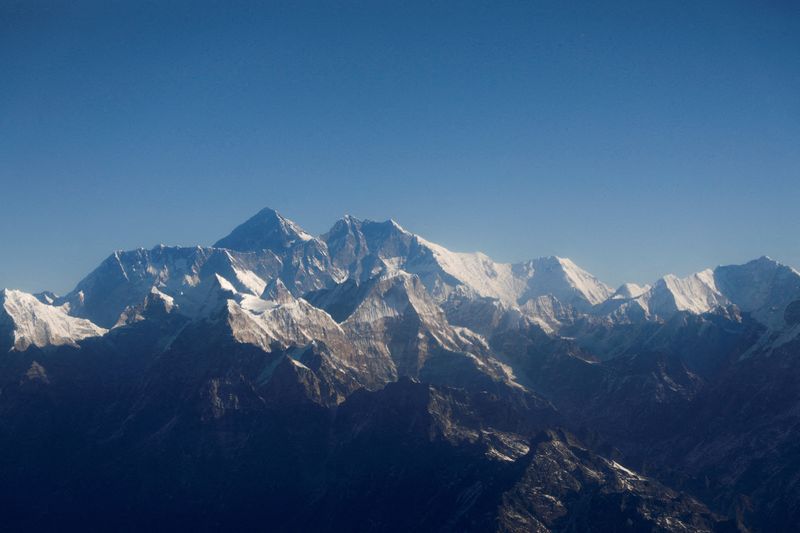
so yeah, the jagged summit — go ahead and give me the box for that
[7,207,799,352]
[0,288,107,351]
[597,256,800,328]
[214,207,314,253]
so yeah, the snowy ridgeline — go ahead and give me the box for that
[2,207,800,352]
[0,289,107,351]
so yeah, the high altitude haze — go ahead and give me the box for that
[1,1,798,294]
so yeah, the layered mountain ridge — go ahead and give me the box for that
[2,207,798,531]
[6,207,798,354]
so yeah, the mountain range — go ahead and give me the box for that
[2,207,799,531]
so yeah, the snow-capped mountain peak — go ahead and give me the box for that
[608,257,800,327]
[1,289,107,351]
[613,269,729,320]
[15,208,797,348]
[323,216,613,322]
[714,256,800,328]
[214,207,314,253]
[516,256,613,308]
[659,269,727,314]
[611,283,650,300]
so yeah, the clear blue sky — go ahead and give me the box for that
[2,1,798,294]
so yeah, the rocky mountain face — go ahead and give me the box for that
[2,207,798,531]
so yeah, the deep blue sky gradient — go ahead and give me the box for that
[2,1,799,293]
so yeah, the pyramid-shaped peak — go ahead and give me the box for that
[213,207,314,252]
[261,278,295,304]
[612,282,650,300]
[386,219,406,232]
[518,256,612,307]
[747,255,780,268]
